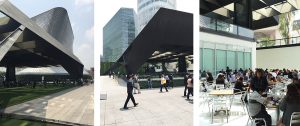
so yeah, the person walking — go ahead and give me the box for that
[165,75,170,88]
[133,74,141,94]
[160,74,168,92]
[184,74,188,96]
[169,74,174,88]
[123,75,139,109]
[186,75,193,101]
[147,75,152,89]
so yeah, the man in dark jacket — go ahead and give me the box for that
[123,75,139,109]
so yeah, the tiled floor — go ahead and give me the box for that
[199,92,281,126]
[100,76,193,126]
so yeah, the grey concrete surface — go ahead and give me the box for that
[100,76,193,126]
[4,85,94,125]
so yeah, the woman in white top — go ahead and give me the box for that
[186,75,193,100]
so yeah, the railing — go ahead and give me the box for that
[256,36,300,48]
[200,15,254,39]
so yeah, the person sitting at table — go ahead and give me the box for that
[278,84,300,126]
[229,73,237,83]
[206,72,214,83]
[216,74,226,89]
[250,69,269,96]
[248,87,272,126]
[234,77,246,93]
[267,72,277,86]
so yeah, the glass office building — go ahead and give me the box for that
[137,0,176,33]
[103,8,136,62]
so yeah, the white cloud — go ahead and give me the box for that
[85,26,94,41]
[74,43,94,69]
[75,0,94,6]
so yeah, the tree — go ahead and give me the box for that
[278,13,293,44]
[259,37,275,47]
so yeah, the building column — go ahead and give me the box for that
[234,0,252,29]
[5,65,16,85]
[178,56,187,73]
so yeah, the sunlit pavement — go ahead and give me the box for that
[100,76,193,126]
[4,84,94,125]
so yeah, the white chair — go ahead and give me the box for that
[290,112,300,126]
[210,95,233,123]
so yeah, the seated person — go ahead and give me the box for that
[200,71,207,79]
[216,74,226,89]
[234,77,246,93]
[250,69,269,96]
[248,88,272,126]
[267,72,277,85]
[206,72,214,83]
[279,84,300,126]
[230,74,237,83]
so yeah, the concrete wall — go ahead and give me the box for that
[257,46,300,70]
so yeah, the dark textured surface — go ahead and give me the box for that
[106,8,193,74]
[0,0,83,79]
[31,7,74,52]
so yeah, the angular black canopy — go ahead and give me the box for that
[106,8,193,74]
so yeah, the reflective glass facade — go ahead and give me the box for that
[103,8,136,62]
[137,0,176,33]
[200,42,252,75]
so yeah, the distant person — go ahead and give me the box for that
[184,74,188,96]
[169,74,174,88]
[165,75,170,88]
[250,69,269,96]
[160,74,168,92]
[200,71,207,78]
[186,75,193,101]
[123,75,139,109]
[226,66,231,82]
[206,72,214,83]
[112,72,115,79]
[109,71,112,78]
[278,84,300,126]
[229,73,237,83]
[133,75,141,94]
[147,75,152,89]
[234,77,246,93]
[216,74,226,89]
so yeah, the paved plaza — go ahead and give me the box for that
[100,76,193,126]
[3,85,94,125]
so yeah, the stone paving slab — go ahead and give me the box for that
[4,85,94,125]
[100,76,193,126]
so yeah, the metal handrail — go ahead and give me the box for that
[257,36,300,48]
[200,15,254,39]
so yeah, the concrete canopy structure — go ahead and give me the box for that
[107,8,193,74]
[0,0,83,81]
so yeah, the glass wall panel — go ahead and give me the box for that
[216,50,226,73]
[202,48,214,73]
[237,52,244,69]
[227,51,236,70]
[244,52,251,69]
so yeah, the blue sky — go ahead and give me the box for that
[9,0,94,69]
